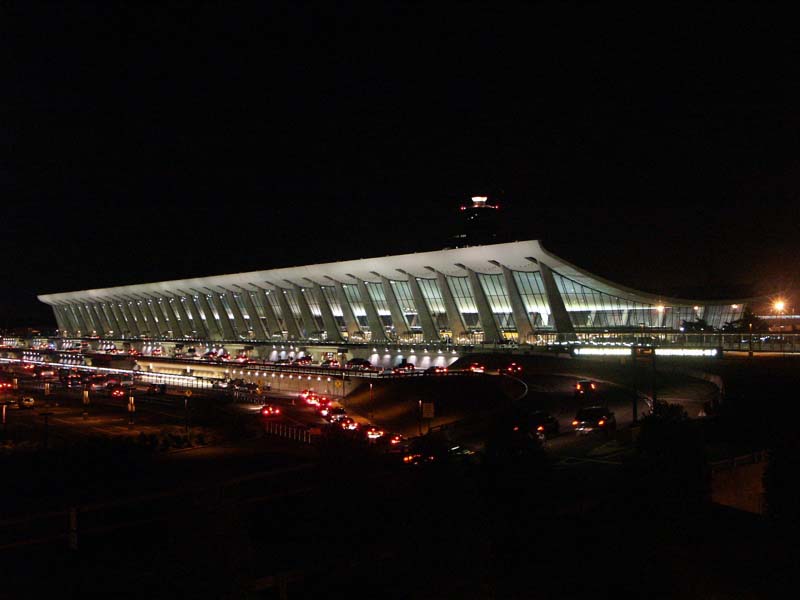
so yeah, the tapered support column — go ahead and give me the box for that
[240,289,270,340]
[357,281,387,342]
[407,277,439,342]
[221,289,249,339]
[206,292,237,340]
[258,288,284,338]
[77,304,98,335]
[127,297,152,336]
[141,296,167,337]
[101,300,123,336]
[183,293,212,339]
[111,298,136,337]
[194,292,223,340]
[90,304,109,336]
[296,286,318,339]
[163,295,191,338]
[276,288,302,340]
[51,306,66,334]
[379,277,410,337]
[501,266,533,343]
[466,269,502,343]
[333,282,361,338]
[314,284,343,342]
[435,272,467,339]
[538,262,575,337]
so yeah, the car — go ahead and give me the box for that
[0,381,13,390]
[572,406,616,435]
[212,379,230,389]
[292,356,312,366]
[326,407,347,423]
[109,386,126,399]
[468,362,485,374]
[320,359,341,368]
[4,399,20,409]
[339,417,359,430]
[392,363,415,375]
[20,396,35,409]
[260,404,281,417]
[147,383,167,395]
[503,362,523,375]
[345,358,372,370]
[529,410,559,437]
[362,425,385,440]
[425,366,448,375]
[574,379,598,397]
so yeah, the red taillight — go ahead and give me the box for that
[536,425,544,432]
[576,384,581,390]
[513,426,519,431]
[591,383,596,390]
[598,419,605,426]
[572,420,579,426]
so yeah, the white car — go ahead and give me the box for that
[20,396,35,409]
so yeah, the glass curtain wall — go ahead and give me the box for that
[417,278,449,330]
[343,284,369,331]
[265,290,286,332]
[446,276,481,329]
[389,280,421,331]
[512,271,551,328]
[477,273,516,331]
[301,289,326,331]
[364,282,394,330]
[321,286,347,332]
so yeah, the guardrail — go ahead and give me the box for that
[709,450,768,472]
[262,421,314,444]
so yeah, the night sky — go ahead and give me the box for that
[4,4,799,328]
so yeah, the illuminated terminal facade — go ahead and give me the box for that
[38,240,747,345]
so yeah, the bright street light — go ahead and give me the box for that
[774,300,786,312]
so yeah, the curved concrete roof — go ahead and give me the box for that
[38,240,745,307]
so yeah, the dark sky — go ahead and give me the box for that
[3,3,800,328]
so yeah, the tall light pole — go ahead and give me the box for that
[774,299,786,356]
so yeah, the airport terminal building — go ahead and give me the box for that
[38,240,747,345]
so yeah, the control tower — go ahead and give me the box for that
[452,196,503,246]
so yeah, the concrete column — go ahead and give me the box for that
[106,300,128,337]
[466,269,502,343]
[537,262,575,337]
[240,288,270,340]
[100,300,122,335]
[89,303,109,336]
[435,272,467,338]
[315,285,343,342]
[357,281,387,341]
[379,277,410,336]
[127,297,153,336]
[407,277,439,342]
[51,305,67,334]
[501,266,533,343]
[151,295,179,337]
[76,304,97,335]
[257,288,284,338]
[333,282,361,338]
[168,295,193,337]
[587,311,596,327]
[222,289,250,339]
[141,296,167,337]
[207,291,237,340]
[194,291,223,340]
[155,296,179,337]
[67,304,84,335]
[111,298,136,337]
[55,304,74,334]
[295,286,318,339]
[276,288,303,339]
[184,293,212,339]
[621,309,629,327]
[98,302,117,335]
[161,295,188,338]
